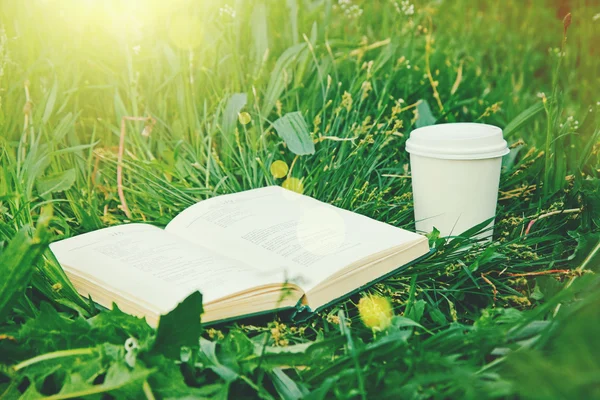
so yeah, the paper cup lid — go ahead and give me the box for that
[405,123,509,160]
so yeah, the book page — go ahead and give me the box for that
[49,224,281,313]
[166,186,423,291]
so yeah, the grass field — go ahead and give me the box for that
[1,0,599,398]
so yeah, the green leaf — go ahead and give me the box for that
[568,229,600,272]
[415,99,436,128]
[273,111,315,155]
[426,227,441,248]
[145,353,222,399]
[468,246,502,273]
[87,305,154,349]
[269,367,308,400]
[530,284,544,301]
[577,179,600,232]
[404,299,426,323]
[42,79,59,124]
[50,112,77,142]
[250,2,269,74]
[391,316,426,330]
[152,291,203,360]
[9,302,94,362]
[0,206,52,323]
[261,43,307,117]
[503,100,545,138]
[222,93,247,135]
[98,361,154,398]
[222,330,254,360]
[241,336,333,371]
[429,307,448,326]
[36,169,77,197]
[198,338,239,382]
[46,357,153,399]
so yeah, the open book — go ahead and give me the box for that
[50,186,429,326]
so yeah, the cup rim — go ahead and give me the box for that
[406,123,509,160]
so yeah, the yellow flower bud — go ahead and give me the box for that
[238,112,252,125]
[270,160,289,179]
[282,177,304,194]
[358,295,393,331]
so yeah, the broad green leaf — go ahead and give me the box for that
[12,341,151,399]
[87,305,154,348]
[261,43,307,117]
[0,206,52,323]
[415,99,436,128]
[53,359,153,399]
[273,111,315,155]
[152,291,203,359]
[222,93,247,135]
[199,338,239,382]
[534,276,562,301]
[145,353,223,399]
[12,302,93,359]
[429,307,448,326]
[503,101,545,138]
[22,143,52,200]
[36,169,77,197]
[222,330,254,360]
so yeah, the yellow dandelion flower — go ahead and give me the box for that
[238,111,251,125]
[270,160,289,179]
[282,177,304,194]
[358,294,393,331]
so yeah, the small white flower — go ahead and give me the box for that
[400,0,415,15]
[132,45,141,55]
[593,13,600,21]
[339,0,362,18]
[536,92,545,98]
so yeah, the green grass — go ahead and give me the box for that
[1,0,599,398]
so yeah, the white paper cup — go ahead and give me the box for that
[405,123,509,239]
